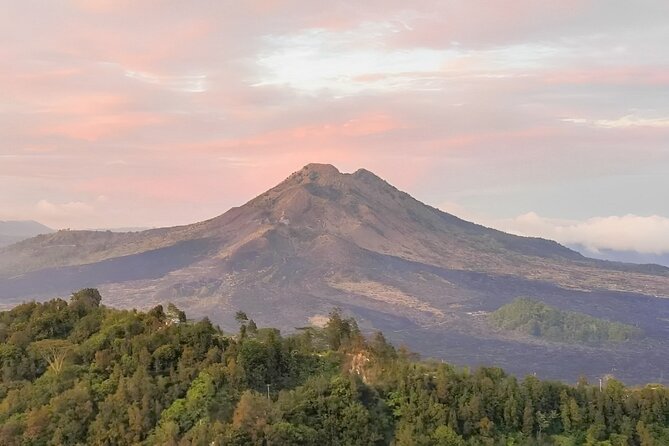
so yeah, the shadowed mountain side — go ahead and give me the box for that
[77,236,669,384]
[0,238,215,302]
[0,205,264,278]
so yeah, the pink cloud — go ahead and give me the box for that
[39,113,167,142]
[185,112,407,153]
[291,114,404,138]
[69,0,161,13]
[34,94,130,115]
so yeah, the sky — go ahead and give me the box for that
[1,0,668,255]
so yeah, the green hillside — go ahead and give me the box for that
[489,298,642,344]
[0,290,667,445]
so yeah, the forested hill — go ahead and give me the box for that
[490,298,642,345]
[1,290,669,445]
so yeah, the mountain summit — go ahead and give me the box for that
[1,164,669,382]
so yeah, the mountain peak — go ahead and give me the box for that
[352,167,386,184]
[288,164,390,187]
[280,163,343,188]
[299,163,340,176]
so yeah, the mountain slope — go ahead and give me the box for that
[1,164,669,383]
[0,220,53,247]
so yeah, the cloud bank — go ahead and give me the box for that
[494,212,669,255]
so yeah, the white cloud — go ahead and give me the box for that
[493,212,669,255]
[252,23,563,95]
[441,201,669,255]
[562,114,669,129]
[34,200,96,228]
[253,24,455,94]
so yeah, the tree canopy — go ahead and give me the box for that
[490,297,642,344]
[0,290,667,445]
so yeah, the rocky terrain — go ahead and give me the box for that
[1,164,669,383]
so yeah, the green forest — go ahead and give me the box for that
[0,290,668,445]
[489,298,641,345]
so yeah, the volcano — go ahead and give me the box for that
[2,163,669,383]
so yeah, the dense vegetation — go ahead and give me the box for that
[489,298,641,345]
[1,290,668,445]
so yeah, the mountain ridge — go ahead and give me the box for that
[0,220,53,248]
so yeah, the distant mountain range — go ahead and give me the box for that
[569,244,669,268]
[1,164,669,383]
[0,220,53,247]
